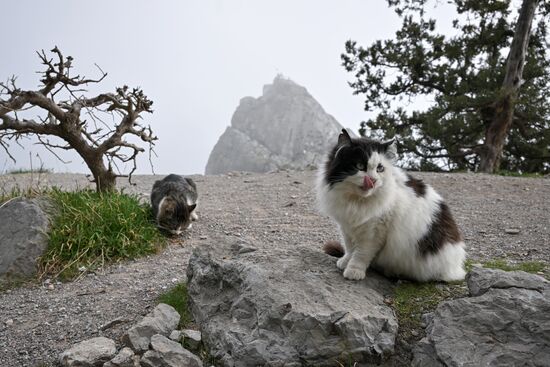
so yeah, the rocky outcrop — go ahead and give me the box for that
[205,76,344,174]
[0,197,50,280]
[186,242,398,366]
[413,267,550,366]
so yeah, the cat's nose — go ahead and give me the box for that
[363,175,376,190]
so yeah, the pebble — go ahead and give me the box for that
[5,319,14,326]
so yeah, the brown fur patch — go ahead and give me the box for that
[323,241,345,258]
[418,202,462,256]
[405,174,427,197]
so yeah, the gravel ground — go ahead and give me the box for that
[0,170,548,366]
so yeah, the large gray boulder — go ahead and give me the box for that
[413,267,550,367]
[187,242,397,366]
[0,197,50,279]
[205,75,344,174]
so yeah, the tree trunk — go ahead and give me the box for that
[479,0,539,173]
[84,154,117,192]
[93,169,117,193]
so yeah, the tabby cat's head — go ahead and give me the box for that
[324,129,397,198]
[156,197,196,235]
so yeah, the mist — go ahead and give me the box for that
[2,1,410,175]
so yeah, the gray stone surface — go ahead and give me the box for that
[413,268,550,367]
[0,197,50,279]
[205,75,344,174]
[141,334,202,367]
[59,337,116,367]
[107,347,135,367]
[181,329,201,352]
[168,330,182,342]
[467,266,548,296]
[187,241,397,366]
[122,303,180,352]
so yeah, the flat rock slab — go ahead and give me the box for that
[0,197,50,279]
[187,240,397,366]
[413,268,550,366]
[467,266,548,296]
[59,336,116,367]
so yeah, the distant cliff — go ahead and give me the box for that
[205,76,344,174]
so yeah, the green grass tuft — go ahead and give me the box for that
[393,281,467,341]
[0,186,46,205]
[6,167,53,175]
[482,258,547,275]
[41,189,164,279]
[158,282,192,329]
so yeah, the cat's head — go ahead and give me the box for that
[324,129,397,198]
[156,197,197,235]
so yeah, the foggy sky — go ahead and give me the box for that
[1,1,446,175]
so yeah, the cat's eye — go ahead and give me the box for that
[377,164,384,172]
[356,162,366,171]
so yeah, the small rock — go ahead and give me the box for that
[141,335,202,367]
[59,337,116,367]
[199,236,208,240]
[169,330,182,342]
[5,319,14,326]
[182,329,202,352]
[122,303,180,352]
[108,347,134,367]
[504,228,521,235]
[48,284,55,290]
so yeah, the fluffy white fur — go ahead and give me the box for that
[317,146,466,282]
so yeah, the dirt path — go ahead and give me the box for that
[0,171,548,366]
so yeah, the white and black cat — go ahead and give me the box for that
[317,129,466,282]
[151,174,198,235]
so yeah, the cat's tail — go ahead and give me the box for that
[323,241,344,258]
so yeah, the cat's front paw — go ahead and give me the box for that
[336,256,349,270]
[343,266,366,280]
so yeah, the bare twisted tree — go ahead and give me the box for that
[0,47,156,192]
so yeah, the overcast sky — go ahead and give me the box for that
[1,1,453,175]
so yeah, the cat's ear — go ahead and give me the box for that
[337,129,352,147]
[382,139,398,161]
[188,204,197,212]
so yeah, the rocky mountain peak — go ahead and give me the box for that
[205,76,344,174]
